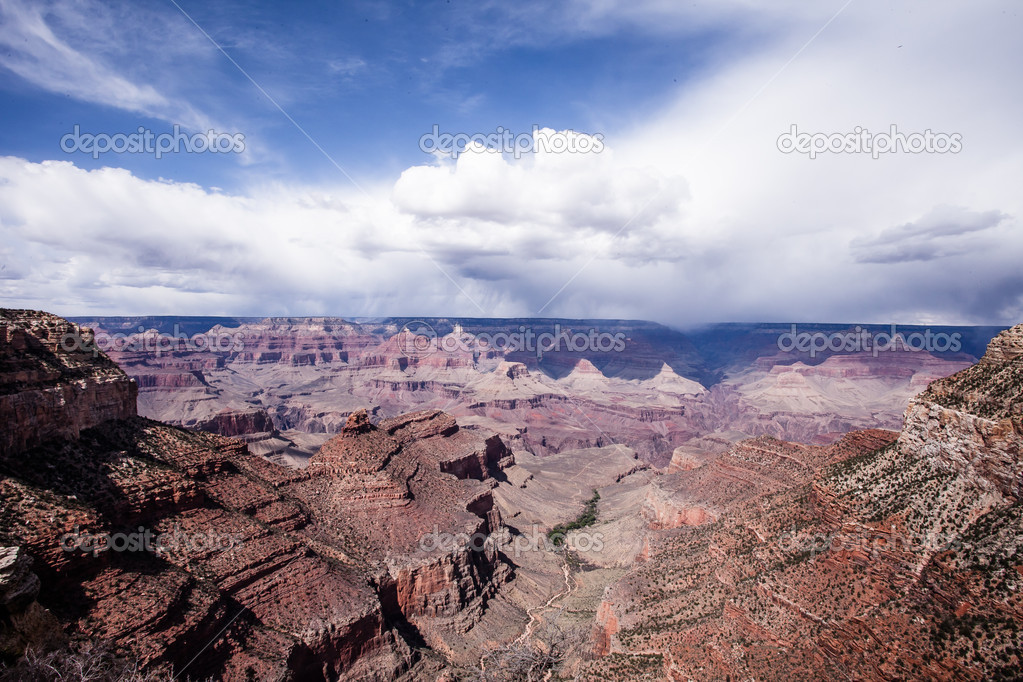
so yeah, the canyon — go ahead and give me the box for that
[571,321,1023,680]
[1,309,1020,680]
[0,311,516,679]
[68,317,996,467]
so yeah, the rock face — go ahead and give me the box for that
[195,407,276,437]
[899,322,1023,499]
[979,324,1023,367]
[303,408,514,651]
[69,316,991,466]
[576,323,1023,681]
[641,487,716,528]
[0,546,65,660]
[0,310,137,457]
[0,311,514,679]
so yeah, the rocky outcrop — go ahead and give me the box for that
[194,407,276,437]
[667,448,704,472]
[899,322,1023,498]
[0,311,517,679]
[303,407,514,654]
[898,400,1023,498]
[0,546,65,661]
[0,310,137,457]
[379,410,514,481]
[379,516,508,638]
[498,360,530,380]
[641,484,715,529]
[979,324,1023,367]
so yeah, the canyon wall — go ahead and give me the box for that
[577,323,1023,680]
[70,316,991,466]
[0,310,516,679]
[0,310,137,457]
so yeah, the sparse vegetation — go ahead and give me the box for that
[0,640,202,682]
[547,489,600,546]
[475,610,589,681]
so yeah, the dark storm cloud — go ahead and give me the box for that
[852,206,1008,264]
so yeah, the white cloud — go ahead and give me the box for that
[0,0,214,130]
[393,133,687,239]
[326,57,367,77]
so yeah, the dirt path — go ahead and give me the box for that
[480,550,576,674]
[516,554,573,645]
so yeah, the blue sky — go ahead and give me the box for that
[0,0,727,188]
[1,0,1022,326]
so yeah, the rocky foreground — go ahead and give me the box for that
[0,311,518,679]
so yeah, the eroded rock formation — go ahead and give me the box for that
[577,323,1023,680]
[70,316,988,466]
[0,310,136,457]
[0,311,515,679]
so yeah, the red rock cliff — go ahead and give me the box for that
[0,310,137,457]
[0,311,515,679]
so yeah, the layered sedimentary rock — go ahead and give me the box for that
[195,407,276,438]
[0,310,137,457]
[0,311,514,679]
[301,407,515,652]
[641,486,716,529]
[577,323,1023,680]
[979,324,1023,367]
[898,326,1023,499]
[70,317,989,466]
